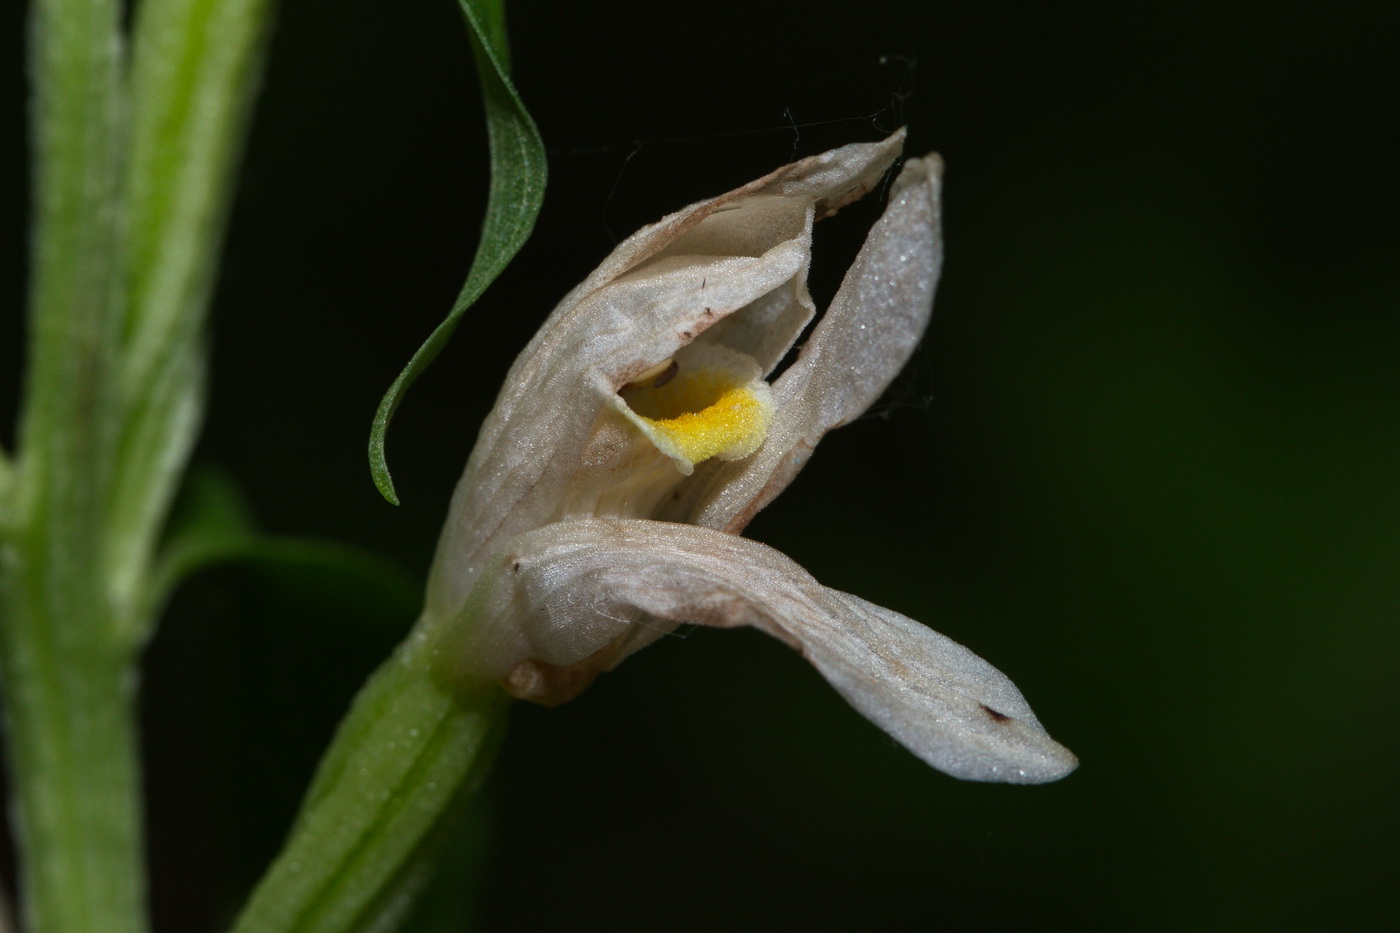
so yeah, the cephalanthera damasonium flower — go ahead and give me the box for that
[420,130,1077,784]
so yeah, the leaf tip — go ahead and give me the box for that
[368,420,402,506]
[370,452,401,506]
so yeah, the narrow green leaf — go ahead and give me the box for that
[111,0,276,644]
[467,0,510,70]
[368,0,546,505]
[146,467,258,603]
[148,468,418,629]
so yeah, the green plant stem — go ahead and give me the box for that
[2,0,275,929]
[1,0,143,929]
[113,0,274,641]
[0,599,143,933]
[230,638,509,933]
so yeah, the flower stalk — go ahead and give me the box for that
[229,637,508,933]
[2,0,274,930]
[2,1,142,928]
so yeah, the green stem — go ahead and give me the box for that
[2,0,142,929]
[113,0,274,642]
[230,640,509,933]
[3,0,275,928]
[0,598,143,933]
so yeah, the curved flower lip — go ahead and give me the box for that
[471,518,1077,785]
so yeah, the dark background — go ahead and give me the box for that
[3,1,1398,930]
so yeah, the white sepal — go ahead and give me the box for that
[476,518,1076,784]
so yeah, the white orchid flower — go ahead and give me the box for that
[423,130,1077,784]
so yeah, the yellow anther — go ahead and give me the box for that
[616,344,773,474]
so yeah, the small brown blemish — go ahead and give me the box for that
[679,330,693,340]
[651,359,680,388]
[511,561,522,574]
[980,703,1012,723]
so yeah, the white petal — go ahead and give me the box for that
[483,518,1076,784]
[673,155,944,532]
[777,155,945,430]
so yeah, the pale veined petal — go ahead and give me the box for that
[477,518,1076,784]
[671,154,944,532]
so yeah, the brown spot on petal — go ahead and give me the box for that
[980,703,1012,723]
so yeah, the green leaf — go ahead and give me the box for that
[368,0,546,505]
[146,466,258,607]
[148,468,419,629]
[110,0,276,645]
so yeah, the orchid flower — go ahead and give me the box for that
[423,131,1076,784]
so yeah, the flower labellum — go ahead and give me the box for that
[424,130,1077,784]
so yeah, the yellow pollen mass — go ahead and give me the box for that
[618,346,774,472]
[639,384,770,464]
